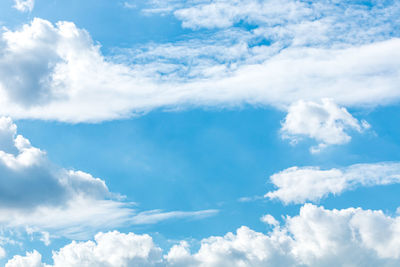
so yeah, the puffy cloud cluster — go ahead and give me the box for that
[281,99,369,152]
[12,0,34,12]
[7,204,400,266]
[266,162,400,204]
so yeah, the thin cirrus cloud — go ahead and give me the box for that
[146,0,400,47]
[7,204,400,266]
[12,0,34,12]
[1,0,400,122]
[0,117,217,240]
[280,99,370,153]
[266,162,400,204]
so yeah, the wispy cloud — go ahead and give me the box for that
[1,18,400,122]
[12,0,34,12]
[131,209,219,225]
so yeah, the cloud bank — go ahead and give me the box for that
[0,8,400,122]
[7,204,400,266]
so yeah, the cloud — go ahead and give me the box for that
[123,2,137,9]
[0,116,133,238]
[0,15,400,122]
[131,210,218,225]
[6,250,44,267]
[0,117,110,209]
[266,162,400,204]
[8,204,400,266]
[6,231,163,267]
[148,0,400,46]
[260,214,279,227]
[0,117,217,240]
[52,231,163,267]
[173,0,312,30]
[280,99,369,153]
[12,0,34,12]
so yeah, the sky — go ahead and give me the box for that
[1,0,400,266]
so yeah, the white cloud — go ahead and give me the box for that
[0,17,400,122]
[13,0,34,12]
[281,99,369,153]
[260,214,279,227]
[132,210,218,225]
[6,250,45,267]
[173,0,312,30]
[166,204,400,266]
[51,231,163,267]
[0,117,217,240]
[123,2,136,9]
[0,117,110,208]
[9,204,400,266]
[149,0,400,47]
[266,162,400,204]
[0,116,133,238]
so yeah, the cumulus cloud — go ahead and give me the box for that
[0,117,217,240]
[0,116,132,238]
[51,231,163,267]
[13,0,34,12]
[6,250,44,267]
[266,162,400,204]
[281,99,369,153]
[0,14,400,121]
[6,231,163,267]
[0,117,110,208]
[9,204,400,266]
[260,214,279,227]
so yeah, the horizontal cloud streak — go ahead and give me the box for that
[0,16,399,122]
[266,162,400,204]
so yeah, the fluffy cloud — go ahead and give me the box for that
[6,231,163,267]
[0,116,110,208]
[8,204,400,266]
[0,117,131,238]
[50,231,163,267]
[0,117,217,240]
[281,99,369,152]
[6,251,44,267]
[13,0,34,12]
[0,15,400,122]
[266,162,400,204]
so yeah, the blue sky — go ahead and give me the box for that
[1,0,400,266]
